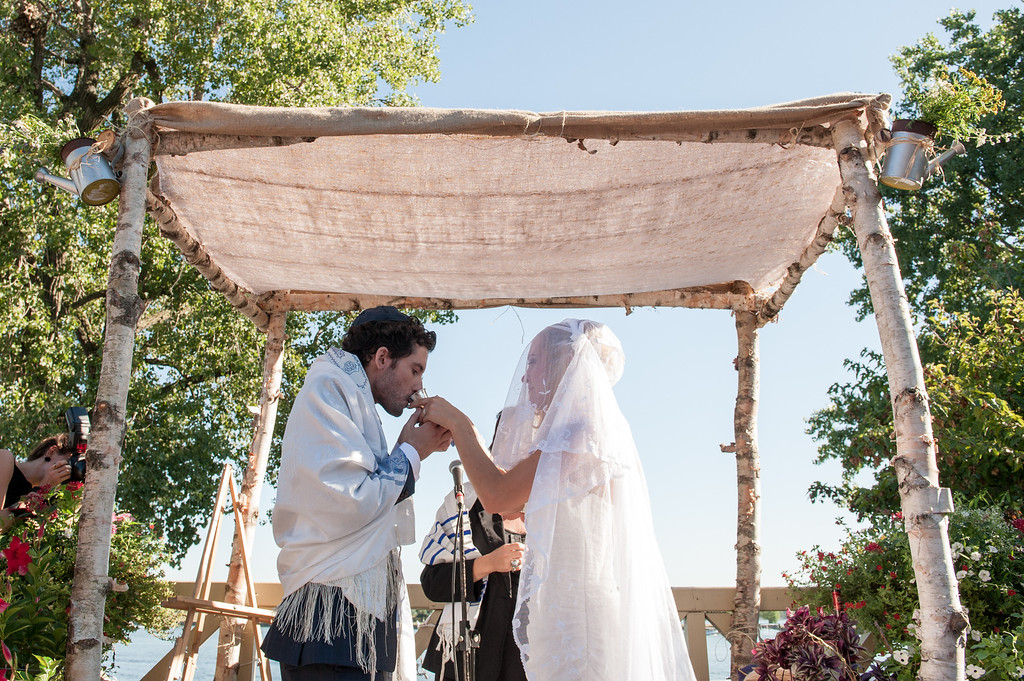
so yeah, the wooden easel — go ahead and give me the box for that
[162,464,274,681]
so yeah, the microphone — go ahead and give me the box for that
[449,459,465,505]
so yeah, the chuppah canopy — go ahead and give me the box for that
[69,92,967,681]
[145,93,891,318]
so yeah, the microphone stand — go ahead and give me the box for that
[452,473,478,681]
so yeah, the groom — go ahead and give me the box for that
[261,306,452,681]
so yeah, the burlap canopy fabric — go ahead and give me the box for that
[146,94,888,308]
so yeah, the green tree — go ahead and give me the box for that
[0,0,468,558]
[808,7,1024,516]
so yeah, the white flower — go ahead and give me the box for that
[979,570,991,582]
[952,542,965,553]
[988,545,999,553]
[957,570,968,579]
[971,551,982,561]
[966,664,986,678]
[971,629,983,642]
[893,649,910,665]
[1014,666,1023,677]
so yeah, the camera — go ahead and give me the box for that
[64,406,90,483]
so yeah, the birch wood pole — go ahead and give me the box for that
[214,312,287,681]
[65,98,154,681]
[723,310,762,679]
[832,118,966,681]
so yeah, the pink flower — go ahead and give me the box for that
[1,640,12,665]
[3,537,32,576]
[0,597,8,613]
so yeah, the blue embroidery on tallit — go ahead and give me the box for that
[377,451,408,484]
[325,348,369,391]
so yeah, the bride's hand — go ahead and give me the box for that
[410,396,467,433]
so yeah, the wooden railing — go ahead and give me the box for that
[144,582,798,681]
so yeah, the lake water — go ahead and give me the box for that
[109,626,738,681]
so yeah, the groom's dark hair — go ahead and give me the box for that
[342,311,436,367]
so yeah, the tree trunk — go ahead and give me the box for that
[65,98,153,681]
[727,310,762,679]
[214,312,287,681]
[832,118,967,681]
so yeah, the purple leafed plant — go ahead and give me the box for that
[751,606,866,681]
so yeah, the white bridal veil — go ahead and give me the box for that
[491,319,696,681]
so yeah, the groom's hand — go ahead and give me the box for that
[399,409,451,460]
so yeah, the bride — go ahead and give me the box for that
[415,319,696,681]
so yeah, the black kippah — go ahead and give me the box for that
[350,305,411,328]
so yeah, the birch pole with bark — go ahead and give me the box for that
[65,98,154,681]
[724,309,762,679]
[214,312,287,681]
[832,118,967,681]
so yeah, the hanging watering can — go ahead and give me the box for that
[878,120,967,191]
[34,137,121,206]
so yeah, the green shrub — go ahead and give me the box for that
[786,506,1024,679]
[0,482,179,678]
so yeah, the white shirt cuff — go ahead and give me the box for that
[398,442,421,481]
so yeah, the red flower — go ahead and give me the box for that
[3,536,33,576]
[886,623,892,629]
[66,482,83,492]
[892,512,903,521]
[890,572,898,578]
[1009,589,1017,596]
[877,565,883,571]
[866,542,883,553]
[846,569,853,575]
[894,614,901,620]
[1,640,11,665]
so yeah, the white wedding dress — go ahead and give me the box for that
[491,319,697,681]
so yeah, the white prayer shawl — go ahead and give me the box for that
[272,348,417,679]
[418,481,485,670]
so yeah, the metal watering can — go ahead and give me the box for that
[34,137,121,206]
[878,121,967,191]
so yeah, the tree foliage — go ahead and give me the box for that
[809,7,1024,515]
[0,0,468,558]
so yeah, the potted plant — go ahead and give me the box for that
[879,67,1004,190]
[743,605,867,681]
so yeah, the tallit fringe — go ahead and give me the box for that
[274,551,402,674]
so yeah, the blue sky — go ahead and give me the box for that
[168,1,1015,589]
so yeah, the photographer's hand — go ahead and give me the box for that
[40,460,71,488]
